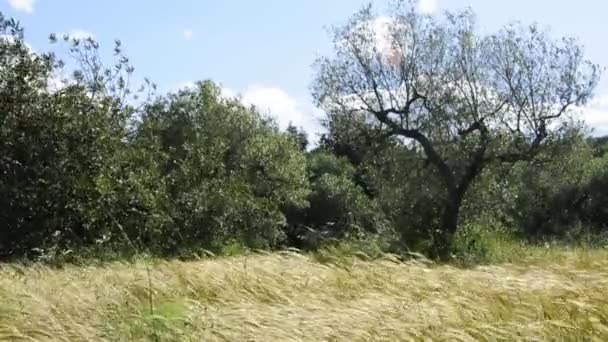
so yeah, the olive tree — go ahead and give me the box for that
[0,12,155,259]
[312,1,600,259]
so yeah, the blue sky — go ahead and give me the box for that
[2,0,607,137]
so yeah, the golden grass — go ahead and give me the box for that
[1,248,608,341]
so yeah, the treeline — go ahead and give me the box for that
[1,6,607,262]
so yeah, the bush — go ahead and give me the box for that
[285,151,388,249]
[132,81,310,253]
[0,20,138,258]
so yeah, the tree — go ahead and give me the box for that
[311,1,600,259]
[286,122,309,151]
[509,133,608,239]
[133,81,310,252]
[284,150,387,249]
[0,12,159,259]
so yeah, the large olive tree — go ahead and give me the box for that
[312,1,600,259]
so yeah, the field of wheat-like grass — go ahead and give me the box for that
[1,249,607,341]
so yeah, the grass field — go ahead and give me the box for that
[1,247,608,341]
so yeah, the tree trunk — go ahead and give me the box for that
[433,191,464,261]
[432,134,488,261]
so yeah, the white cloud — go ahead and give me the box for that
[173,81,196,91]
[417,0,438,14]
[343,16,409,67]
[46,70,75,93]
[581,93,608,135]
[7,0,35,13]
[370,16,394,55]
[220,86,236,99]
[64,29,96,40]
[240,85,325,138]
[182,29,194,40]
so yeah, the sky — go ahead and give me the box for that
[1,0,607,139]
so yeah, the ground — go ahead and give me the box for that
[1,249,607,341]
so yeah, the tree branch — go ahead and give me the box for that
[457,122,489,195]
[364,105,456,192]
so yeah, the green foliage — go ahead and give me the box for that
[452,221,518,265]
[132,81,310,253]
[0,15,139,258]
[312,0,600,260]
[285,150,388,249]
[462,133,608,241]
[1,10,606,264]
[286,123,309,151]
[362,141,446,254]
[0,14,310,259]
[318,109,441,253]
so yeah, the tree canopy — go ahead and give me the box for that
[312,0,600,259]
[0,5,606,262]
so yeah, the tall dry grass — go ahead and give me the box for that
[1,248,608,341]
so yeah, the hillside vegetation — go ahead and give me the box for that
[2,2,607,264]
